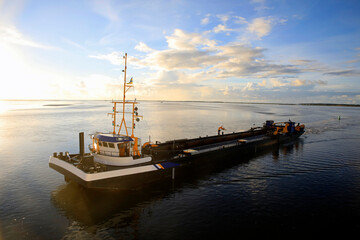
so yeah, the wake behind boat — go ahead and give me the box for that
[49,53,305,190]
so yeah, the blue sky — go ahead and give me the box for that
[0,0,359,103]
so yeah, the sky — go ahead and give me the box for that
[0,0,360,103]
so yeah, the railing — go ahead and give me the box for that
[99,150,120,157]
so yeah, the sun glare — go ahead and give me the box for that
[0,101,10,113]
[0,42,55,100]
[0,43,28,99]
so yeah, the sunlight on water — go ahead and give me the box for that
[0,102,7,113]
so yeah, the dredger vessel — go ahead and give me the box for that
[49,53,305,190]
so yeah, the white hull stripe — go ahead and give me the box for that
[49,157,180,182]
[49,157,159,182]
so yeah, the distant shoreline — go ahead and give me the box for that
[298,103,360,107]
[0,99,359,107]
[140,100,360,107]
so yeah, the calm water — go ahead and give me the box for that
[0,100,360,238]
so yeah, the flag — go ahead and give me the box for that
[128,77,133,84]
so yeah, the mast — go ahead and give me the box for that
[110,53,142,138]
[118,53,128,136]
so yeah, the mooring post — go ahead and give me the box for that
[79,132,84,157]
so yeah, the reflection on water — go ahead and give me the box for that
[50,139,310,238]
[51,180,181,227]
[1,100,360,238]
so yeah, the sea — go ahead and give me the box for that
[0,100,360,239]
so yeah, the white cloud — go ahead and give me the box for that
[89,26,349,102]
[269,78,288,87]
[247,17,272,39]
[240,78,327,94]
[135,42,154,52]
[166,29,216,50]
[201,15,210,25]
[242,82,257,91]
[89,51,124,65]
[234,16,248,25]
[258,79,267,86]
[0,25,57,50]
[265,78,326,89]
[142,49,224,70]
[94,29,300,80]
[213,24,234,33]
[216,14,230,23]
[250,0,271,11]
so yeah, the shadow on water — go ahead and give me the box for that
[50,139,305,228]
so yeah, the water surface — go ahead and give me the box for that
[0,100,359,238]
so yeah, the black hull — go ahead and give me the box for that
[49,132,303,190]
[143,128,266,161]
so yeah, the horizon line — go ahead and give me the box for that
[1,99,359,107]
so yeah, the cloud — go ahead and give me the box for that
[247,17,272,39]
[201,14,210,25]
[91,26,358,103]
[0,0,26,23]
[216,14,230,23]
[242,82,257,91]
[62,38,86,50]
[258,79,267,87]
[203,13,285,42]
[250,0,271,12]
[135,42,154,52]
[142,49,224,70]
[0,25,57,50]
[166,29,216,50]
[290,59,316,65]
[290,79,327,87]
[93,28,302,80]
[324,69,360,76]
[89,51,124,65]
[234,16,248,25]
[213,24,234,34]
[242,78,327,92]
[70,74,122,100]
[89,0,120,22]
[345,59,360,64]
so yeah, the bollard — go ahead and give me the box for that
[79,132,84,156]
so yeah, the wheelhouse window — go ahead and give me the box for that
[102,142,108,147]
[98,142,103,146]
[108,143,115,148]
